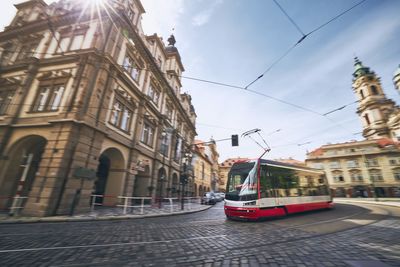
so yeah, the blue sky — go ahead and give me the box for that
[2,0,400,162]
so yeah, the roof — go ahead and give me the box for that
[376,138,399,148]
[231,159,323,173]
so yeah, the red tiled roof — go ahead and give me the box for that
[376,138,399,148]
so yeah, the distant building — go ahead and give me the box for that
[218,157,249,192]
[192,140,219,196]
[274,158,305,166]
[306,59,400,198]
[0,0,196,216]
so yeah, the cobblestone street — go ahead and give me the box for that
[0,202,399,266]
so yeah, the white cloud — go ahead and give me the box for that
[141,0,184,38]
[192,0,223,27]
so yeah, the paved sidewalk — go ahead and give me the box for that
[0,202,213,224]
[334,197,400,208]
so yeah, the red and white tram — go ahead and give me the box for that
[224,159,333,220]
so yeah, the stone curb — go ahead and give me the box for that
[0,205,213,224]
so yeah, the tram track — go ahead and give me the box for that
[3,203,397,267]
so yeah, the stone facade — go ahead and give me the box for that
[306,59,400,198]
[306,139,400,197]
[0,0,196,216]
[192,140,219,196]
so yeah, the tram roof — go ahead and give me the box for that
[236,159,324,174]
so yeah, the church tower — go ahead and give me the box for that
[352,57,396,140]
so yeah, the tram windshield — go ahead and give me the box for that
[225,161,258,201]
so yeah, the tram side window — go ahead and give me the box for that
[301,174,328,196]
[267,166,299,197]
[259,165,274,198]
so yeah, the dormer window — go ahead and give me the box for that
[123,54,140,81]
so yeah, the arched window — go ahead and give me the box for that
[370,85,378,95]
[364,114,371,125]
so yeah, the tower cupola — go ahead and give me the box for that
[353,57,374,79]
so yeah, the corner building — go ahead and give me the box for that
[306,59,400,198]
[0,0,197,216]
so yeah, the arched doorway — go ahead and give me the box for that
[194,183,198,197]
[0,135,47,214]
[94,148,125,206]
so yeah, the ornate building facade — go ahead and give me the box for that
[0,0,196,216]
[306,59,400,198]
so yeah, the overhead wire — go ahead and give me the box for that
[0,48,359,131]
[244,0,368,89]
[0,0,367,150]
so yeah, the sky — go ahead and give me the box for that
[1,0,400,162]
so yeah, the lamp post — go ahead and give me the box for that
[181,151,193,210]
[158,130,167,208]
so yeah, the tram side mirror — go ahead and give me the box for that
[231,135,239,146]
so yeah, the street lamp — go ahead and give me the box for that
[158,130,167,208]
[181,150,193,210]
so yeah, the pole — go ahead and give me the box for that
[159,137,166,209]
[181,181,185,210]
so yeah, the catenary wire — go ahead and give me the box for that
[272,0,306,36]
[244,0,368,89]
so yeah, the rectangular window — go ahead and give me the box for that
[173,137,182,162]
[32,84,65,112]
[56,36,70,53]
[127,9,135,21]
[123,55,140,81]
[109,100,132,132]
[0,90,15,115]
[70,34,85,51]
[17,42,39,61]
[365,158,379,167]
[165,104,172,120]
[140,123,154,147]
[329,161,341,169]
[159,132,169,156]
[347,160,359,168]
[147,85,160,105]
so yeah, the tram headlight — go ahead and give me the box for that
[243,201,256,206]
